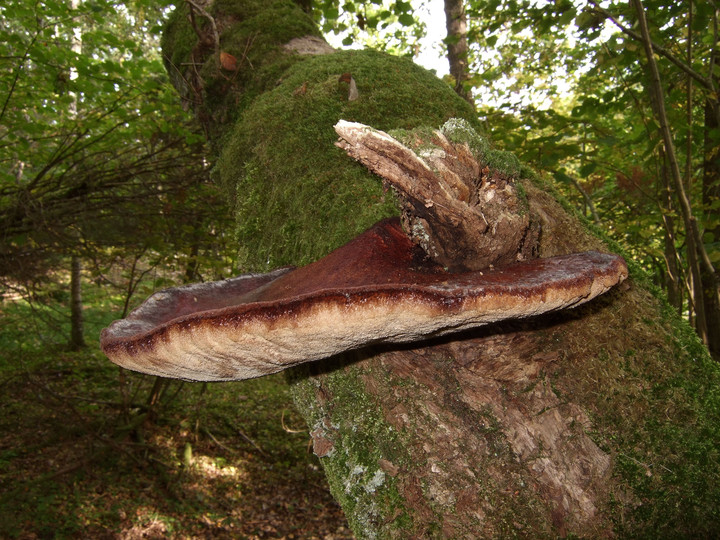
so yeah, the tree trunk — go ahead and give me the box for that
[659,149,683,312]
[161,0,720,536]
[69,254,85,350]
[702,95,720,359]
[661,195,682,312]
[444,0,473,105]
[67,0,86,351]
[184,221,202,284]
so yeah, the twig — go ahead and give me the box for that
[162,53,203,106]
[236,425,266,456]
[562,171,601,225]
[23,371,145,467]
[185,0,220,55]
[33,458,91,482]
[0,30,40,127]
[240,31,258,71]
[221,417,266,456]
[201,426,236,454]
[281,408,306,433]
[2,456,92,498]
[618,452,673,475]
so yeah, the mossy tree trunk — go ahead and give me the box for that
[162,1,720,537]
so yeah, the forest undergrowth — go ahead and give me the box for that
[0,281,351,539]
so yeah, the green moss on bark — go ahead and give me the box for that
[288,357,416,538]
[217,49,476,271]
[525,176,720,536]
[162,0,322,144]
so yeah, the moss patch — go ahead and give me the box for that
[389,118,523,181]
[554,288,720,535]
[162,0,322,144]
[216,49,476,271]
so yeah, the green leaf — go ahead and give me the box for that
[557,7,577,26]
[554,170,573,184]
[397,13,414,27]
[579,162,597,177]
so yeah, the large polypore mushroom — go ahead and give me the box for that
[101,218,628,382]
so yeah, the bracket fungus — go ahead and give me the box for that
[101,218,628,382]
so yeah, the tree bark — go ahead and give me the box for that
[660,158,683,312]
[67,0,85,351]
[161,0,720,536]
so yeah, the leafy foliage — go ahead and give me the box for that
[458,0,719,329]
[0,0,231,293]
[312,0,426,57]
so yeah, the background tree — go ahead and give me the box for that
[457,0,720,357]
[313,0,425,56]
[444,0,472,104]
[0,0,233,347]
[156,0,720,536]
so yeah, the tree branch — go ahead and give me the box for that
[185,0,220,56]
[560,171,601,225]
[0,30,41,128]
[335,120,537,271]
[630,0,719,343]
[588,0,714,92]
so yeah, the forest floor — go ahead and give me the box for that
[0,293,352,539]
